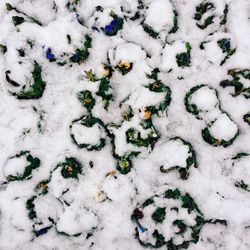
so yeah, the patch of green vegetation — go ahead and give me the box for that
[217,38,236,65]
[70,35,92,64]
[194,1,215,29]
[0,44,7,54]
[59,157,82,179]
[96,78,113,109]
[12,61,46,100]
[12,16,25,26]
[232,152,249,160]
[160,137,197,180]
[132,188,225,249]
[220,4,229,25]
[152,207,166,223]
[126,127,159,148]
[6,151,40,181]
[220,69,250,99]
[235,180,250,192]
[176,42,191,67]
[116,151,140,175]
[142,23,159,39]
[77,90,95,111]
[202,123,239,148]
[70,115,106,151]
[169,10,179,34]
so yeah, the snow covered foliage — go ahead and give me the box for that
[0,0,249,249]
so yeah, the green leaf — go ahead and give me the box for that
[152,207,166,223]
[13,61,46,100]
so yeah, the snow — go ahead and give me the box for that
[209,113,238,141]
[191,86,218,112]
[71,122,104,146]
[160,40,187,71]
[144,0,174,33]
[152,139,190,169]
[56,203,98,236]
[0,0,249,249]
[4,155,27,178]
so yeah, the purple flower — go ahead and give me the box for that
[104,18,123,36]
[46,48,55,60]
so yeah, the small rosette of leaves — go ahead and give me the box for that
[159,137,198,180]
[131,188,222,249]
[220,69,250,99]
[126,126,159,148]
[26,194,63,237]
[145,81,171,116]
[116,151,140,175]
[77,90,95,111]
[70,115,106,151]
[140,2,178,39]
[185,84,219,118]
[56,157,82,179]
[194,1,215,29]
[96,77,113,109]
[46,35,92,65]
[194,2,228,30]
[10,61,46,100]
[201,114,239,147]
[217,38,236,65]
[5,151,40,181]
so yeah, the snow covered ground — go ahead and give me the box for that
[0,0,249,249]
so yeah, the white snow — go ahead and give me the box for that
[4,156,27,178]
[191,86,218,112]
[144,0,174,33]
[160,40,187,71]
[209,113,238,141]
[71,122,104,145]
[152,139,190,169]
[0,0,249,249]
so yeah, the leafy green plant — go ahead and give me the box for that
[220,69,250,99]
[5,151,40,181]
[58,157,82,179]
[132,188,226,248]
[176,42,192,67]
[194,1,215,29]
[160,137,198,180]
[11,61,46,100]
[202,121,239,148]
[77,90,95,111]
[217,38,236,65]
[70,115,106,151]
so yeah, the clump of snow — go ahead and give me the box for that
[191,85,218,112]
[160,40,187,71]
[4,155,27,178]
[209,113,238,141]
[71,122,105,146]
[0,0,249,249]
[144,0,174,33]
[152,139,190,169]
